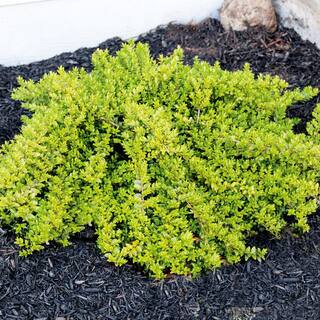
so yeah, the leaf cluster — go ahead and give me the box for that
[1,42,320,278]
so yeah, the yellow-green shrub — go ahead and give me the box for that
[1,42,320,278]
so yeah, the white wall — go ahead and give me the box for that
[0,0,223,66]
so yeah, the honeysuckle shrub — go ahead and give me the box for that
[1,42,320,278]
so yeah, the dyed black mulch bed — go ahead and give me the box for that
[1,18,320,320]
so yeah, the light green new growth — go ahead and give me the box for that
[1,41,320,278]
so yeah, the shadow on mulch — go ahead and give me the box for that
[1,18,320,320]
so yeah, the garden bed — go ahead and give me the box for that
[1,18,320,320]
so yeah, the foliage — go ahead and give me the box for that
[1,42,320,278]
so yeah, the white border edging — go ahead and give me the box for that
[0,0,223,66]
[0,0,56,7]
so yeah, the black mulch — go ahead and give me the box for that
[1,18,320,320]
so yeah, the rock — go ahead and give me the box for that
[220,0,277,32]
[274,0,320,48]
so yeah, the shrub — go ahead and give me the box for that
[1,42,320,278]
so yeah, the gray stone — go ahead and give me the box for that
[273,0,320,48]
